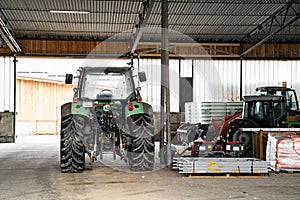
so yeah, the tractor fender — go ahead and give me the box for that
[226,117,259,140]
[226,118,259,157]
[141,102,153,116]
[62,101,94,119]
[125,101,153,118]
[229,118,259,128]
[71,101,92,118]
[61,102,72,118]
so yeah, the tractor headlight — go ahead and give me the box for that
[226,145,231,151]
[199,146,206,151]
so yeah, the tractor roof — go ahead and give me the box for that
[256,86,294,91]
[81,66,132,74]
[243,95,284,102]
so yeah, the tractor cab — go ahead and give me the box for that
[242,95,286,127]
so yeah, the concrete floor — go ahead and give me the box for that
[0,135,300,200]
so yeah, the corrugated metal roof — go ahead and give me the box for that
[0,0,299,42]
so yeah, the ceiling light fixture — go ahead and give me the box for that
[49,10,90,14]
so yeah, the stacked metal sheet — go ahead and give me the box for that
[173,157,268,174]
[185,101,243,124]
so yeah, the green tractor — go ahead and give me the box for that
[60,66,155,172]
[256,86,299,114]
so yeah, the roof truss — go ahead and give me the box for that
[241,0,300,56]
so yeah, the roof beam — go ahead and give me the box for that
[0,17,21,53]
[130,0,155,54]
[240,0,300,56]
[0,9,16,36]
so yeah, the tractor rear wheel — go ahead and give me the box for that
[226,120,256,157]
[60,114,85,173]
[127,112,155,171]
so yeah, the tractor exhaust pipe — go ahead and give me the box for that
[282,81,287,88]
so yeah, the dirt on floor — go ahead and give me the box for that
[0,135,300,200]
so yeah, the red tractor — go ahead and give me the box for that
[176,112,243,157]
[177,85,299,158]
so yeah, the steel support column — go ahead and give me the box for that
[239,41,244,101]
[160,0,170,165]
[13,55,17,142]
[239,58,243,101]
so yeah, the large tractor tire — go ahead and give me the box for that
[226,120,257,157]
[127,108,155,171]
[60,109,85,173]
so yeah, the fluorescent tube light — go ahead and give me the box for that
[50,10,90,14]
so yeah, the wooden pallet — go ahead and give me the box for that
[275,169,300,174]
[185,173,269,178]
[269,167,300,173]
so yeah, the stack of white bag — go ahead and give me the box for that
[266,132,300,172]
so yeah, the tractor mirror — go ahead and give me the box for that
[65,74,73,84]
[138,71,147,82]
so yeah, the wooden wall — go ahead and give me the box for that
[243,43,300,58]
[16,77,73,134]
[0,45,11,54]
[0,39,299,58]
[18,40,130,56]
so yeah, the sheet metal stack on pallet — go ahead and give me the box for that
[185,101,243,124]
[173,157,268,175]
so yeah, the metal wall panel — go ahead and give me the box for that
[242,60,300,97]
[138,58,161,112]
[169,59,180,112]
[137,58,180,112]
[180,59,193,77]
[192,59,300,103]
[137,59,300,112]
[0,57,14,112]
[193,59,241,102]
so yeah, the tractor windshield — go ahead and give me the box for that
[80,70,134,100]
[243,99,285,127]
[284,90,298,111]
